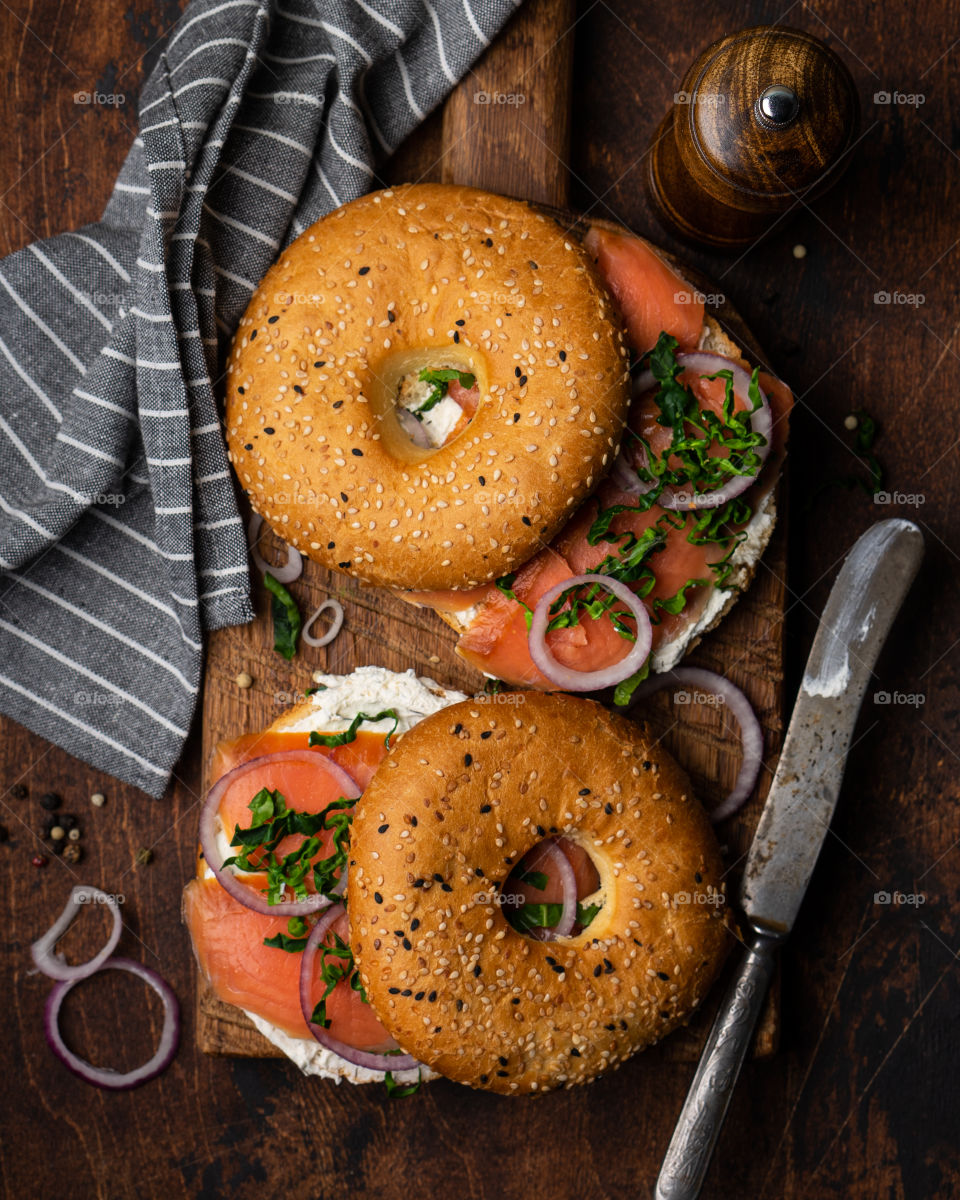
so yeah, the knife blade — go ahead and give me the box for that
[655,519,924,1200]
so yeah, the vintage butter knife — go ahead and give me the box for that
[654,518,924,1200]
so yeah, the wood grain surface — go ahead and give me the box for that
[2,2,959,1199]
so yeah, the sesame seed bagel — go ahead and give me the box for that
[225,183,631,591]
[348,691,733,1094]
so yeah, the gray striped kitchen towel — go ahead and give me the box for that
[0,0,520,797]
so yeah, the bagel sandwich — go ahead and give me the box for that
[224,184,792,701]
[185,667,734,1093]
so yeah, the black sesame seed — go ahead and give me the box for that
[358,266,370,275]
[434,1026,442,1033]
[455,319,465,327]
[479,804,491,813]
[642,760,652,771]
[263,426,275,435]
[401,989,412,997]
[514,366,521,378]
[485,238,493,247]
[513,413,520,422]
[237,386,245,394]
[559,350,566,361]
[340,492,348,502]
[332,399,343,409]
[473,965,482,977]
[475,867,484,877]
[603,959,614,974]
[620,1020,628,1030]
[411,918,420,931]
[378,823,389,833]
[660,1011,671,1020]
[374,891,383,904]
[579,788,591,796]
[528,260,538,270]
[498,1055,507,1065]
[657,971,669,981]
[244,443,253,451]
[593,964,603,978]
[413,878,425,887]
[415,991,425,1000]
[410,816,418,827]
[314,360,325,367]
[293,385,303,394]
[518,375,527,386]
[456,999,464,1011]
[481,731,492,740]
[570,1048,581,1057]
[496,1070,508,1077]
[551,964,564,974]
[480,1074,489,1084]
[338,561,350,569]
[327,541,335,549]
[441,883,452,892]
[605,1023,616,1031]
[522,515,531,526]
[250,329,257,339]
[433,873,444,882]
[633,939,643,947]
[536,824,545,837]
[545,955,556,966]
[352,448,363,456]
[695,871,703,883]
[453,331,460,343]
[388,987,400,994]
[511,997,520,1005]
[394,929,404,937]
[478,475,485,486]
[464,754,473,766]
[387,310,396,322]
[454,723,463,734]
[604,802,613,815]
[428,990,437,1002]
[267,315,279,324]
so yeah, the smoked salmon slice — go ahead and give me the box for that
[584,226,704,353]
[210,727,389,791]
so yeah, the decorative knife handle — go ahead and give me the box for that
[654,928,782,1200]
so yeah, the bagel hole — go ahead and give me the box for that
[501,836,603,940]
[368,348,485,459]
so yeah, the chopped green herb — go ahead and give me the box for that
[263,930,310,953]
[508,900,602,934]
[263,571,300,660]
[308,931,367,1027]
[415,367,476,416]
[309,709,400,749]
[518,869,549,891]
[612,659,651,707]
[494,572,533,631]
[384,1068,422,1097]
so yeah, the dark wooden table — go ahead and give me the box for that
[2,2,958,1198]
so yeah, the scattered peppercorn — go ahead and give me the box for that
[31,854,47,868]
[59,814,77,831]
[40,792,61,811]
[62,843,82,865]
[236,672,253,689]
[91,793,106,808]
[10,784,27,800]
[68,828,81,842]
[50,826,65,841]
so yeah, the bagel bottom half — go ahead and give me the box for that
[348,692,734,1094]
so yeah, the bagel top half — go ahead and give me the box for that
[226,184,631,591]
[347,692,734,1094]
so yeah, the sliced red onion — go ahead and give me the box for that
[529,573,652,692]
[531,840,577,940]
[299,903,419,1073]
[629,666,763,821]
[44,957,180,1090]
[302,599,344,648]
[395,407,432,449]
[199,751,360,916]
[248,513,303,583]
[625,354,771,509]
[31,887,122,982]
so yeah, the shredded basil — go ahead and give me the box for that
[222,787,354,905]
[495,572,534,631]
[308,931,367,1027]
[509,900,602,934]
[415,367,476,416]
[518,869,549,890]
[263,571,300,660]
[308,709,400,749]
[385,1068,422,1097]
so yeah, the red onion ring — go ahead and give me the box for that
[302,599,344,648]
[44,957,180,1090]
[622,354,772,509]
[396,407,432,449]
[199,751,360,916]
[629,666,763,821]
[529,839,578,940]
[299,903,420,1073]
[248,513,303,584]
[529,573,653,692]
[31,887,122,982]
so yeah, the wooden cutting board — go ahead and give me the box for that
[195,0,784,1063]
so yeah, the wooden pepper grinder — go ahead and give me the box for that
[645,25,860,249]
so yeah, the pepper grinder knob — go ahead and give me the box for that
[645,26,860,249]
